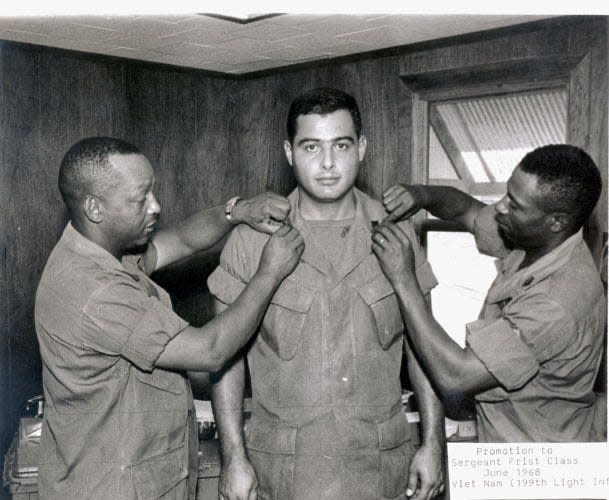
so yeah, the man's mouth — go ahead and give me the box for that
[144,221,158,233]
[316,177,340,185]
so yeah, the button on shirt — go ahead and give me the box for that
[208,188,438,499]
[466,205,606,442]
[35,223,195,499]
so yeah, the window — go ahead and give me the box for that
[425,88,567,346]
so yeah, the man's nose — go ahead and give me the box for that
[149,193,161,214]
[495,195,508,215]
[321,147,335,170]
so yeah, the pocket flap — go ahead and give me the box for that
[355,274,404,349]
[134,368,185,395]
[246,411,297,455]
[354,273,395,305]
[261,281,314,360]
[131,446,188,499]
[377,408,410,451]
[270,279,314,313]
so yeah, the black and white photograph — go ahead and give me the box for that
[0,2,607,499]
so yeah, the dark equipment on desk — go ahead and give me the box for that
[2,396,44,499]
[3,396,223,499]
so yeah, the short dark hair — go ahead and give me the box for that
[58,136,141,205]
[520,144,602,230]
[286,87,362,143]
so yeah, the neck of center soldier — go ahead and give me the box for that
[297,188,356,221]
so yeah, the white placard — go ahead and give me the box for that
[448,442,609,499]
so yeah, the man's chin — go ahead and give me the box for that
[497,226,516,249]
[310,187,353,203]
[127,237,152,255]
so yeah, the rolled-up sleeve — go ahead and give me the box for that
[208,265,247,305]
[208,225,261,305]
[467,292,574,391]
[466,318,539,391]
[472,204,510,259]
[82,280,189,372]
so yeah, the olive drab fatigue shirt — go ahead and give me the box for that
[208,188,438,499]
[35,223,198,499]
[466,205,606,442]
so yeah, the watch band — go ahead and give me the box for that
[225,196,241,223]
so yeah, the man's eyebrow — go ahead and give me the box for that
[296,136,355,146]
[333,136,355,143]
[296,138,320,146]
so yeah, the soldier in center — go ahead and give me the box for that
[208,87,445,500]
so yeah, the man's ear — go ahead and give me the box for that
[83,195,104,224]
[358,135,367,162]
[549,212,571,233]
[283,140,293,166]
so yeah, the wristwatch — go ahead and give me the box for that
[225,196,241,223]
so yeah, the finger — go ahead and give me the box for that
[373,225,396,244]
[383,190,407,211]
[382,184,403,200]
[385,201,412,222]
[263,191,283,201]
[381,222,410,244]
[385,203,419,222]
[265,202,291,220]
[384,203,409,222]
[371,242,384,257]
[258,222,282,235]
[406,468,418,498]
[371,231,388,247]
[413,479,433,500]
[263,191,290,205]
[391,223,415,247]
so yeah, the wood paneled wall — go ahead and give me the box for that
[1,17,606,476]
[0,43,237,462]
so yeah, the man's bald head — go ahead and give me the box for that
[58,137,142,210]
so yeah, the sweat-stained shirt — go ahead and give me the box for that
[208,188,438,500]
[35,223,197,499]
[466,204,606,442]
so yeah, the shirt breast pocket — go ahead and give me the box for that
[355,274,404,349]
[261,280,314,360]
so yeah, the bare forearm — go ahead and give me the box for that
[405,339,445,447]
[411,185,483,229]
[395,281,471,399]
[152,205,231,269]
[211,359,247,462]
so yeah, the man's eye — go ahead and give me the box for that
[335,142,350,150]
[305,144,319,152]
